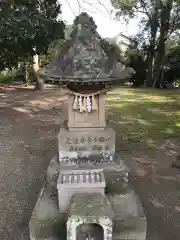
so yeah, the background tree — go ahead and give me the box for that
[125,42,148,86]
[111,0,160,86]
[0,0,65,90]
[111,0,180,88]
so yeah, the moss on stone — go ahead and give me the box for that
[30,213,64,238]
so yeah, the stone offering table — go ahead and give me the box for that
[29,12,147,240]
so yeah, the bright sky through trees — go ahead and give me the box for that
[59,0,141,38]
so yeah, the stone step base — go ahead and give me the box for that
[30,153,146,240]
[113,218,146,240]
[109,189,147,240]
[29,183,146,240]
[29,185,66,239]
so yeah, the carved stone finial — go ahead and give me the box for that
[73,12,97,33]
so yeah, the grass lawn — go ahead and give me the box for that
[107,88,180,153]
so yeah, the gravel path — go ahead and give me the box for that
[130,173,180,240]
[0,88,67,240]
[0,87,180,240]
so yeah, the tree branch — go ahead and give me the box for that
[80,0,104,13]
[76,0,81,13]
[96,0,113,18]
[139,0,152,20]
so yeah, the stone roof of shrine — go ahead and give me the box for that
[38,12,116,83]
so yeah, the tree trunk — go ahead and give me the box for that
[35,76,44,91]
[153,40,165,88]
[32,54,44,91]
[145,5,158,87]
[24,61,29,87]
[145,49,155,87]
[153,0,173,87]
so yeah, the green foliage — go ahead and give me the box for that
[111,0,180,87]
[0,0,65,70]
[112,0,138,20]
[0,68,15,83]
[166,37,180,57]
[111,0,158,42]
[125,46,147,86]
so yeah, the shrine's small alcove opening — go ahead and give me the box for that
[76,223,104,240]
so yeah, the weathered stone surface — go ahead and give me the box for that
[29,168,146,240]
[57,169,106,213]
[46,154,129,189]
[69,193,114,220]
[38,12,135,84]
[29,183,66,240]
[67,193,113,240]
[58,127,115,165]
[104,170,129,195]
[109,190,145,220]
[109,189,147,239]
[46,154,60,187]
[113,217,147,240]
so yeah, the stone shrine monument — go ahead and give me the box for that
[29,12,147,240]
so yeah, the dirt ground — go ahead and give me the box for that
[0,86,180,240]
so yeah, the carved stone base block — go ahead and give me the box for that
[58,127,115,165]
[57,169,106,213]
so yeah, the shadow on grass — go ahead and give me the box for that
[107,88,180,240]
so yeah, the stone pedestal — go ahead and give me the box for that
[29,11,147,240]
[29,155,147,240]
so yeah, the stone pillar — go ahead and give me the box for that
[68,93,106,131]
[58,90,115,165]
